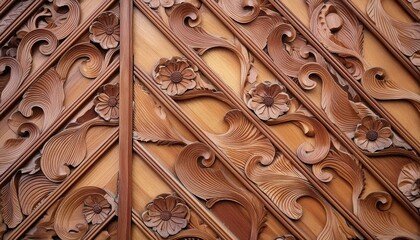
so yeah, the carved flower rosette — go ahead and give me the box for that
[142,193,190,238]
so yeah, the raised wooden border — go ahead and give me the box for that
[397,0,420,21]
[118,0,133,239]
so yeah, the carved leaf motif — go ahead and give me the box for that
[308,0,365,79]
[267,24,323,78]
[0,174,22,228]
[312,150,365,214]
[267,113,330,164]
[208,109,275,170]
[54,186,115,240]
[368,0,420,66]
[0,57,23,103]
[298,63,362,138]
[245,154,357,240]
[175,142,266,240]
[24,199,62,239]
[358,191,420,239]
[40,119,117,182]
[398,162,420,208]
[55,42,104,80]
[134,82,187,145]
[362,67,420,111]
[217,0,261,24]
[18,68,64,130]
[18,172,59,215]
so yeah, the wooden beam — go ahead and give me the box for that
[118,0,133,239]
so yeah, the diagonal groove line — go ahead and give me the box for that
[9,130,118,239]
[267,0,420,152]
[135,65,323,240]
[135,0,419,236]
[340,0,420,79]
[132,210,160,240]
[133,141,238,240]
[202,0,420,219]
[0,60,119,186]
[83,211,117,240]
[0,0,116,117]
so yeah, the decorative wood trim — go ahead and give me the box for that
[133,139,239,240]
[201,0,420,219]
[0,60,119,186]
[0,0,14,17]
[83,211,117,240]
[7,131,118,239]
[135,66,342,239]
[0,0,116,118]
[265,0,420,153]
[118,0,133,239]
[341,0,420,78]
[397,0,420,21]
[132,210,160,240]
[0,0,44,47]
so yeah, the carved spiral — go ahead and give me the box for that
[48,0,81,40]
[0,57,23,103]
[218,0,261,24]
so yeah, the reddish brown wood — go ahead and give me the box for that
[118,0,133,239]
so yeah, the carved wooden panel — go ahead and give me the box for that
[1,0,419,239]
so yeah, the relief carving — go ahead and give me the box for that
[0,0,32,33]
[367,0,420,67]
[398,163,420,209]
[89,11,120,50]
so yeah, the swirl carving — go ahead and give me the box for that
[174,142,266,240]
[367,0,420,67]
[245,153,357,239]
[362,67,420,111]
[308,0,365,79]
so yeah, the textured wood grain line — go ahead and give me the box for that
[8,131,118,239]
[135,2,419,237]
[0,0,43,47]
[268,0,420,153]
[397,0,420,21]
[0,0,116,117]
[133,140,239,240]
[0,61,118,186]
[118,0,133,239]
[203,0,420,220]
[132,210,160,240]
[341,0,420,79]
[83,211,116,240]
[135,66,315,240]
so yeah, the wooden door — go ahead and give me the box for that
[0,0,419,239]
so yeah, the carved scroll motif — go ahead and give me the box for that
[398,162,420,209]
[367,0,420,67]
[307,0,365,80]
[174,142,267,240]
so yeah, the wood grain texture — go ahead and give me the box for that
[118,0,133,239]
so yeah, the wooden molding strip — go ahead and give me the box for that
[83,211,117,240]
[201,0,420,219]
[265,0,420,153]
[0,61,119,186]
[8,130,118,239]
[0,0,44,46]
[341,0,420,79]
[135,66,348,239]
[397,0,420,21]
[0,0,116,117]
[0,0,15,17]
[118,0,133,239]
[135,1,418,236]
[133,141,239,240]
[132,210,160,240]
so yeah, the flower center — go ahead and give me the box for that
[160,210,172,221]
[366,130,378,141]
[93,204,102,214]
[263,96,274,107]
[105,26,114,35]
[170,71,183,83]
[108,96,118,107]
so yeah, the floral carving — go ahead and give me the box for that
[354,115,392,153]
[94,83,119,121]
[246,81,290,120]
[142,193,190,238]
[398,163,420,208]
[144,0,176,9]
[89,12,120,50]
[82,195,112,224]
[153,56,197,96]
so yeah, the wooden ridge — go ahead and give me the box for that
[201,0,420,219]
[132,210,160,240]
